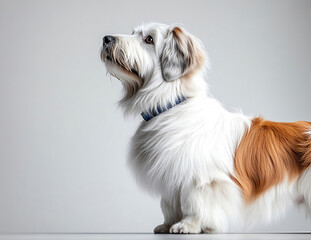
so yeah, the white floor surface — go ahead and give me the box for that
[0,233,311,240]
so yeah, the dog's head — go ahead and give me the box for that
[101,23,207,113]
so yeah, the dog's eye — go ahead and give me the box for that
[145,35,153,44]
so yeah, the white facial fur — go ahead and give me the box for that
[102,23,208,115]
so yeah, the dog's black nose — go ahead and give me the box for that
[103,35,115,45]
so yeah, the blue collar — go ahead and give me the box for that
[141,96,187,121]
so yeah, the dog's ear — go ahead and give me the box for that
[161,26,204,82]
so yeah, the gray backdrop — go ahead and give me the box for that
[0,0,310,233]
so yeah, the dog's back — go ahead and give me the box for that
[234,118,311,202]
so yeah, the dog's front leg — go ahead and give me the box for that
[170,181,236,234]
[154,197,182,233]
[169,185,204,234]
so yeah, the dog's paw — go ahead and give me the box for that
[154,224,171,234]
[169,221,201,234]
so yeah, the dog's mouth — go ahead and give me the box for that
[130,68,139,76]
[102,50,139,77]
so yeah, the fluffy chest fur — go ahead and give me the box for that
[128,96,251,197]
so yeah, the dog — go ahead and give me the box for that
[101,23,311,233]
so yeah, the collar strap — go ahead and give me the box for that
[141,96,187,121]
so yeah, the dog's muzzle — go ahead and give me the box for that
[101,35,139,77]
[102,35,115,60]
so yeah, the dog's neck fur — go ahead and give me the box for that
[141,95,187,121]
[120,68,209,118]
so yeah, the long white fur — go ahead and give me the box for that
[102,23,310,233]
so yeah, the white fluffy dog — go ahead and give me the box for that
[101,23,311,233]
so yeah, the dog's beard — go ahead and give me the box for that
[101,48,143,102]
[101,47,139,76]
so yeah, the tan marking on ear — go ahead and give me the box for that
[171,27,206,81]
[233,117,311,202]
[181,47,205,81]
